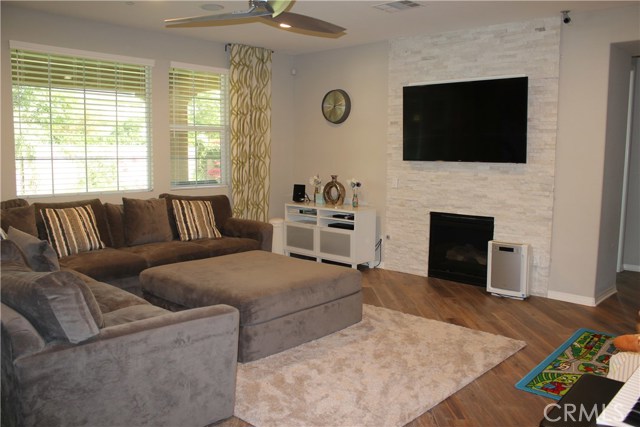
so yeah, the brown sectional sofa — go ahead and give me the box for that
[0,194,273,294]
[0,193,273,426]
[1,239,239,427]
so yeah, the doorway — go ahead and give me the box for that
[618,56,640,273]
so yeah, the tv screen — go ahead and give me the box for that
[403,76,528,163]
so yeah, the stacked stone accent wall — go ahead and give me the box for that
[385,17,560,296]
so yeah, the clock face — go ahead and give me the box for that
[322,89,351,124]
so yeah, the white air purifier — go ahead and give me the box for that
[487,240,530,299]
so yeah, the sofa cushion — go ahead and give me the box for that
[192,236,260,257]
[123,198,173,246]
[1,260,105,329]
[0,240,30,269]
[7,226,60,272]
[40,205,106,257]
[119,241,211,267]
[104,203,126,248]
[67,269,150,314]
[172,199,222,241]
[1,268,103,343]
[0,198,29,209]
[160,194,234,239]
[58,247,148,283]
[1,204,37,236]
[33,199,112,247]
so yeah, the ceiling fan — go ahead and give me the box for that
[164,0,346,36]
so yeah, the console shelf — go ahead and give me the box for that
[284,203,376,268]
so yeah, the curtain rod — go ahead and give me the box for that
[225,43,274,53]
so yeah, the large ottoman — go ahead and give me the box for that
[140,250,362,362]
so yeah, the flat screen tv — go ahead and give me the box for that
[403,76,528,163]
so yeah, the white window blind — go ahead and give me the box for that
[11,48,152,196]
[170,65,228,188]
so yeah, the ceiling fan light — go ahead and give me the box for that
[279,22,292,28]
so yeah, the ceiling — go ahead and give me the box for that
[5,1,635,55]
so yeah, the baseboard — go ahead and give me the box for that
[547,291,597,306]
[622,263,640,272]
[547,287,618,307]
[594,286,618,306]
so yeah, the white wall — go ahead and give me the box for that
[289,43,389,239]
[0,4,295,219]
[549,4,640,305]
[269,53,296,219]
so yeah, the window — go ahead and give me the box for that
[11,43,152,196]
[169,64,228,188]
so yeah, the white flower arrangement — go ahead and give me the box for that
[309,174,322,188]
[348,178,362,190]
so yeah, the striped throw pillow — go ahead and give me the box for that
[172,199,222,241]
[40,205,106,258]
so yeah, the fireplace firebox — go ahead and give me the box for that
[428,212,494,286]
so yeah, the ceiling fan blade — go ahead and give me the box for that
[267,0,293,17]
[165,6,270,28]
[264,12,346,34]
[164,0,346,35]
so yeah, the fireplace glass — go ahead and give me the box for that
[428,212,494,286]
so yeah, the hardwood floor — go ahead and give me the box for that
[217,268,639,427]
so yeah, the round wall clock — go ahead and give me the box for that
[322,89,351,124]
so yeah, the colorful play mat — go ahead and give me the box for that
[516,328,618,400]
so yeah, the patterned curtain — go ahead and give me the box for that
[229,44,272,221]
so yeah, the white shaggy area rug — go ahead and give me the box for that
[234,304,525,427]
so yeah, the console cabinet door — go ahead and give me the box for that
[319,229,352,259]
[285,223,315,254]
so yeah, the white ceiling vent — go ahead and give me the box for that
[373,1,423,13]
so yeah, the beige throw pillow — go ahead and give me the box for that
[172,199,222,241]
[40,205,106,258]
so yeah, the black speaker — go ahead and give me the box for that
[292,184,306,202]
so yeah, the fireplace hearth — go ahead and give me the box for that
[428,212,494,286]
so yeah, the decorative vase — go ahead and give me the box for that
[323,175,346,206]
[352,191,359,208]
[314,187,324,205]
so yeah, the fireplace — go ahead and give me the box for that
[428,212,494,286]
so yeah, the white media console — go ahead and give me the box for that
[284,203,376,268]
